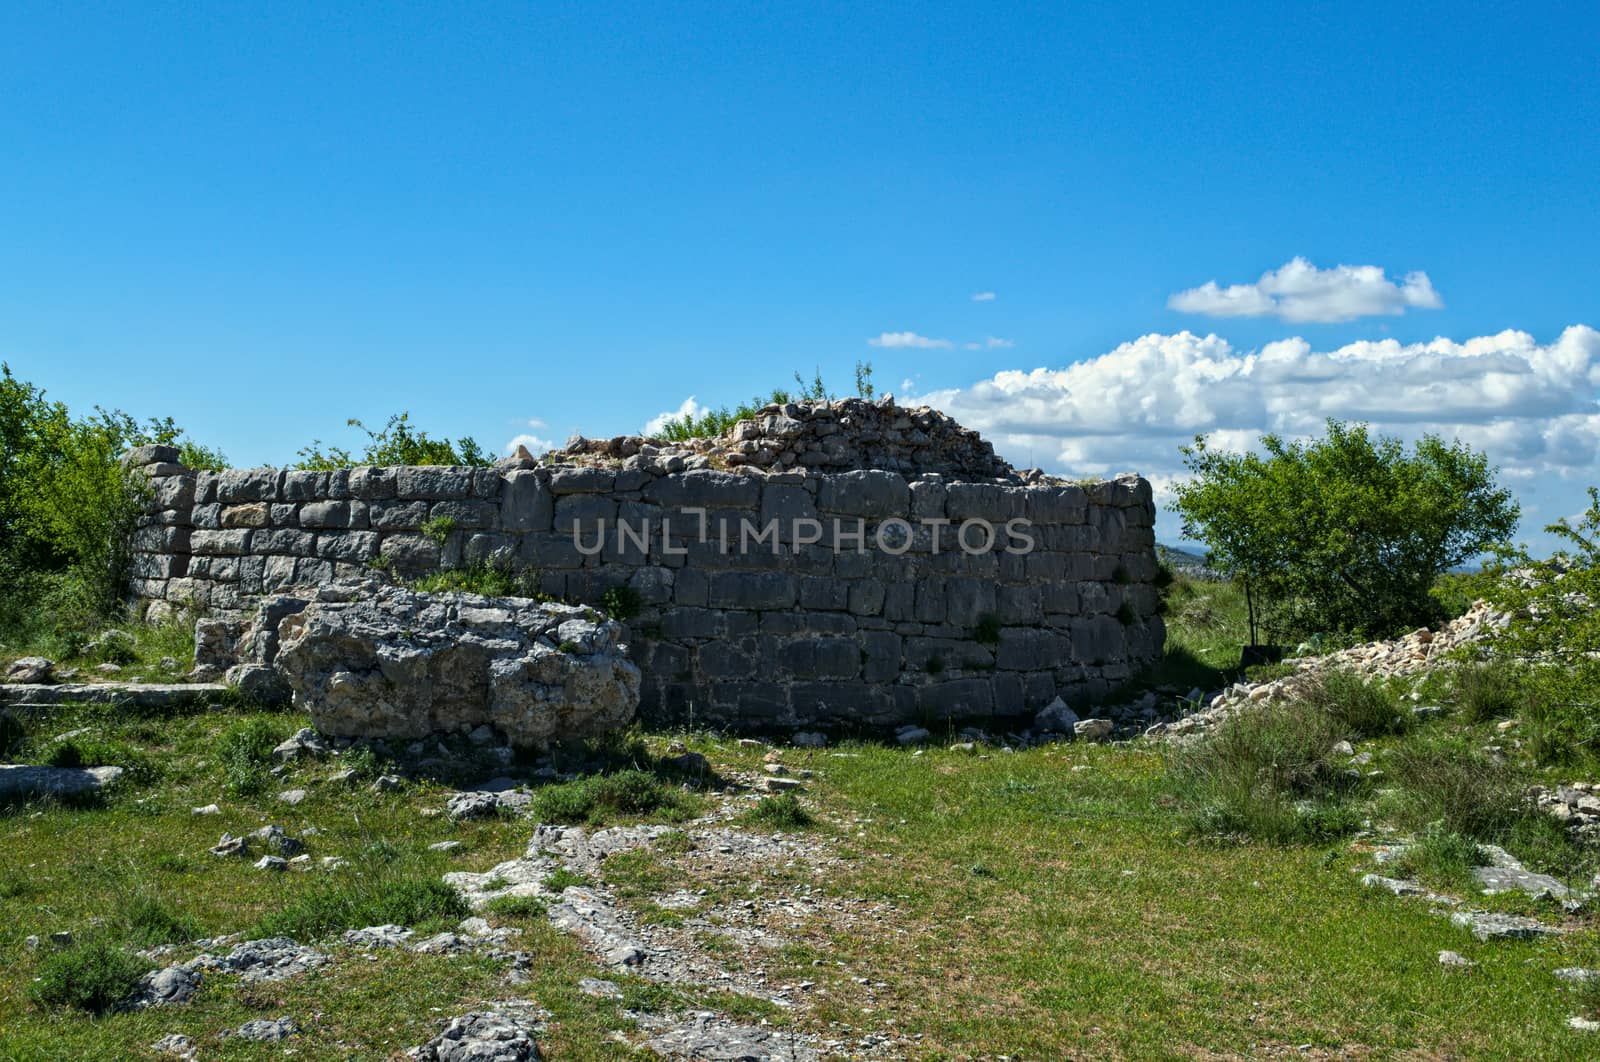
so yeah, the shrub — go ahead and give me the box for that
[1451,659,1524,723]
[1306,669,1410,739]
[1171,420,1519,640]
[410,563,543,598]
[294,411,490,470]
[122,891,199,947]
[743,793,815,830]
[529,769,694,825]
[601,586,642,622]
[255,871,468,940]
[28,939,148,1013]
[1386,739,1525,840]
[0,364,217,642]
[219,717,287,796]
[1167,697,1360,844]
[972,613,1001,646]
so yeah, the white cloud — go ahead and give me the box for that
[963,336,1015,350]
[1168,257,1444,323]
[971,291,996,302]
[503,433,555,456]
[911,325,1600,552]
[870,331,953,349]
[642,396,706,437]
[502,418,555,456]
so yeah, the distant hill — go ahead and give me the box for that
[1157,543,1217,576]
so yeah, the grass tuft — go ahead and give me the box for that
[528,769,698,825]
[742,793,815,830]
[28,939,148,1013]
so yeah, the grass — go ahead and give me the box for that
[527,769,701,825]
[27,938,149,1013]
[1454,658,1526,722]
[5,583,1600,1058]
[255,868,470,940]
[742,793,816,829]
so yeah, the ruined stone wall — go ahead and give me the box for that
[124,442,1163,729]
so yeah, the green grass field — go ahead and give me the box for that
[3,581,1599,1059]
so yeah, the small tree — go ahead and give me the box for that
[1171,421,1519,640]
[295,412,490,469]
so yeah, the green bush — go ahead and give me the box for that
[1170,420,1519,640]
[255,871,468,940]
[0,365,218,643]
[742,793,815,830]
[219,717,287,796]
[122,891,199,947]
[294,411,490,469]
[1451,660,1524,723]
[529,769,695,825]
[409,564,544,598]
[28,938,148,1013]
[1167,697,1361,845]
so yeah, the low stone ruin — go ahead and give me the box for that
[547,394,1013,479]
[221,581,639,747]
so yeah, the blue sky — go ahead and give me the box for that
[2,2,1596,548]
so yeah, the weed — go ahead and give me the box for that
[218,717,287,796]
[420,514,457,548]
[926,654,945,676]
[122,890,199,947]
[543,868,590,891]
[485,894,546,919]
[601,585,642,622]
[1309,669,1410,739]
[1115,601,1137,626]
[1451,659,1524,723]
[528,769,697,825]
[1391,822,1484,891]
[973,613,1001,646]
[742,793,815,830]
[255,870,468,940]
[1167,697,1360,845]
[28,939,148,1013]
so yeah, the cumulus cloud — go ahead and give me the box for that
[642,396,706,437]
[1168,257,1444,323]
[911,325,1600,551]
[501,418,555,456]
[971,291,996,302]
[870,331,953,349]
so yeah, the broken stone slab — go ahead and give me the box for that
[1437,950,1475,969]
[129,964,203,1008]
[0,764,124,801]
[228,1017,299,1042]
[633,1012,821,1061]
[5,657,55,684]
[1449,910,1561,942]
[406,1003,544,1061]
[1472,865,1584,906]
[1360,874,1458,905]
[1033,696,1079,735]
[241,582,639,748]
[547,886,651,970]
[1074,718,1115,742]
[149,1033,197,1059]
[343,924,416,949]
[1555,967,1600,982]
[0,682,228,711]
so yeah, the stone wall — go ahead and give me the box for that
[123,428,1162,730]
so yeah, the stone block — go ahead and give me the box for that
[817,470,908,518]
[502,470,553,532]
[395,466,473,500]
[217,469,281,503]
[221,503,271,529]
[707,571,796,610]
